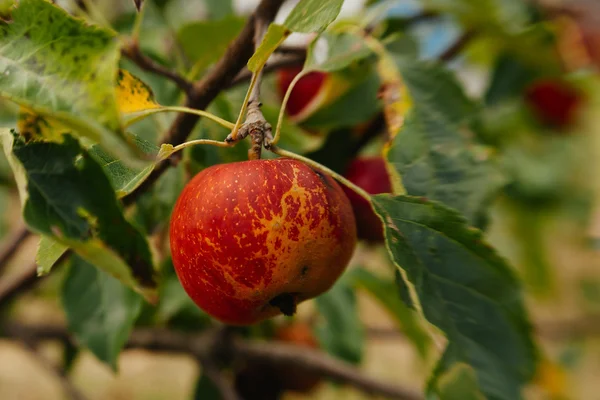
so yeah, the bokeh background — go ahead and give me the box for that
[0,0,599,399]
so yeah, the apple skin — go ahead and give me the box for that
[169,158,357,325]
[273,322,321,393]
[343,157,392,243]
[277,66,329,121]
[524,79,583,129]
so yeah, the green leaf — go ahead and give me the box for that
[204,0,234,19]
[284,0,344,33]
[132,164,184,234]
[178,16,245,72]
[62,254,142,370]
[350,267,431,359]
[88,141,156,198]
[0,0,141,163]
[248,0,346,73]
[36,235,67,276]
[386,59,505,226]
[248,24,290,73]
[302,68,382,130]
[3,130,157,300]
[372,194,538,400]
[305,32,372,72]
[433,363,486,400]
[315,274,364,364]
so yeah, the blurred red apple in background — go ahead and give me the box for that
[524,79,583,129]
[343,157,392,243]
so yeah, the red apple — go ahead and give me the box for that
[343,157,392,243]
[169,159,357,325]
[524,79,583,129]
[277,66,329,122]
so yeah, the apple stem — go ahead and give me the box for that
[268,145,373,202]
[269,70,307,147]
[124,106,236,130]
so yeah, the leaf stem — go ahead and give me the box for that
[124,106,236,130]
[228,72,260,141]
[270,70,307,147]
[268,145,371,200]
[131,0,146,40]
[158,139,233,161]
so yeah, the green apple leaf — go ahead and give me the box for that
[36,235,68,276]
[284,0,343,33]
[372,194,538,400]
[178,16,245,72]
[248,24,290,73]
[302,69,382,130]
[3,129,157,301]
[87,139,157,198]
[62,254,142,370]
[249,0,345,73]
[305,32,373,73]
[350,267,431,359]
[315,274,364,364]
[0,0,142,163]
[386,59,505,226]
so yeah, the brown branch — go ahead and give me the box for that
[0,261,38,306]
[121,41,193,93]
[229,53,306,88]
[438,29,477,62]
[0,225,31,275]
[235,340,423,399]
[122,0,286,205]
[1,322,423,400]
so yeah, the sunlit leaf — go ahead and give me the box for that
[0,0,142,163]
[36,235,67,276]
[116,69,160,113]
[284,0,344,34]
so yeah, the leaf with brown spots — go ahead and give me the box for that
[0,0,144,165]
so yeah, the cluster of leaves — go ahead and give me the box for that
[1,0,598,399]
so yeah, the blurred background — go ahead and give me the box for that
[0,0,599,399]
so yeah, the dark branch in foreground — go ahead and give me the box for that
[122,41,193,93]
[1,322,423,400]
[122,0,286,206]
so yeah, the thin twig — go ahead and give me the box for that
[438,29,477,62]
[121,41,193,93]
[225,10,273,159]
[1,322,423,400]
[0,226,31,275]
[122,0,286,206]
[229,53,306,88]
